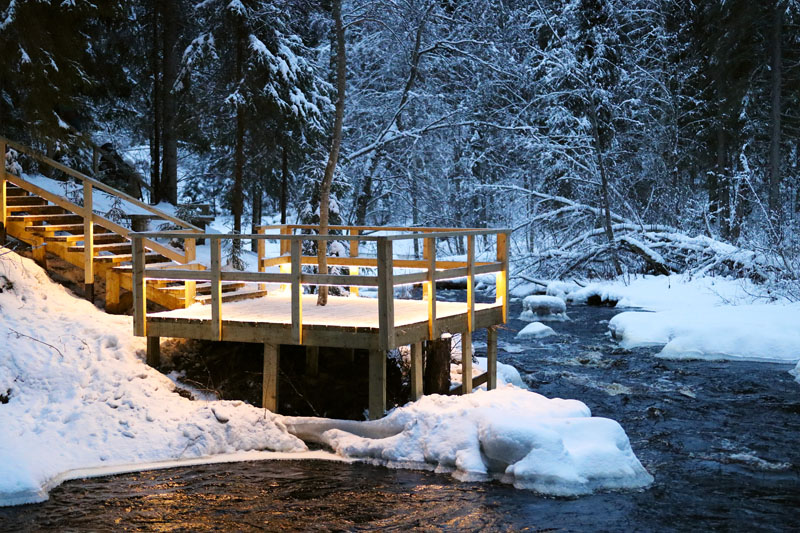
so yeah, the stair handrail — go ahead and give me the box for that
[1,136,203,233]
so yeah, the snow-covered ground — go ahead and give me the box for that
[0,253,311,506]
[0,252,653,505]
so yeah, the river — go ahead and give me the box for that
[2,297,798,531]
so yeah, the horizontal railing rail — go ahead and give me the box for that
[130,226,510,350]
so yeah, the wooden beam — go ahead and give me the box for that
[424,237,437,339]
[369,349,386,420]
[146,336,161,367]
[497,232,509,323]
[132,237,146,337]
[410,341,423,401]
[184,238,196,307]
[461,330,472,395]
[487,326,498,390]
[210,237,222,341]
[262,342,279,412]
[350,228,360,296]
[466,234,474,332]
[83,181,94,300]
[291,238,302,344]
[0,140,6,245]
[376,238,395,351]
[105,270,120,312]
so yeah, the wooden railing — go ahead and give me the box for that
[0,137,202,289]
[130,226,510,349]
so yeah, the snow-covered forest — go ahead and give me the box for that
[2,0,799,284]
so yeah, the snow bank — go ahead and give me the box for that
[519,295,568,321]
[609,305,800,363]
[516,322,556,339]
[565,275,770,311]
[0,254,306,506]
[284,387,653,496]
[791,362,800,384]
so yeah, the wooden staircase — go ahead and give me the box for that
[0,137,267,312]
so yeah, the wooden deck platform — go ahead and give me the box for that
[131,226,510,420]
[148,293,503,349]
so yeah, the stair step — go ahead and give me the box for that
[26,223,112,234]
[6,197,47,207]
[8,214,83,224]
[112,261,183,271]
[5,186,28,197]
[68,242,132,254]
[194,288,269,305]
[5,205,66,215]
[45,233,127,244]
[160,281,246,295]
[93,252,167,264]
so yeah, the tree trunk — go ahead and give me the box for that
[233,24,245,259]
[588,106,622,276]
[160,0,179,205]
[251,181,261,252]
[768,2,782,228]
[280,141,289,224]
[716,125,731,240]
[423,337,451,395]
[150,1,161,205]
[317,0,346,306]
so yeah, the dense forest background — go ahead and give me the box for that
[1,0,799,282]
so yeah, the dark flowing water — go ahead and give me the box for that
[2,295,799,532]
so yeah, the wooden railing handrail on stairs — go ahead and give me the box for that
[0,137,203,301]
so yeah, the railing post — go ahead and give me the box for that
[466,234,475,333]
[377,238,395,351]
[184,237,196,307]
[0,140,6,245]
[279,226,292,291]
[424,237,437,340]
[256,227,266,291]
[350,228,360,297]
[291,238,303,344]
[132,236,146,337]
[210,237,222,341]
[496,232,509,323]
[83,181,94,302]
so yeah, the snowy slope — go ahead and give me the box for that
[0,253,307,506]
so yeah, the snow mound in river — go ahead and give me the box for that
[519,295,568,322]
[0,254,305,506]
[285,387,653,496]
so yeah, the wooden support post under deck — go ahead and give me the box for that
[424,237,437,340]
[369,349,386,420]
[487,326,498,390]
[290,239,302,344]
[262,342,279,412]
[377,238,395,351]
[146,336,161,367]
[132,237,146,337]
[349,228,360,297]
[83,181,94,302]
[210,237,222,341]
[184,237,196,307]
[461,330,473,395]
[0,140,6,245]
[410,342,423,401]
[306,346,319,377]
